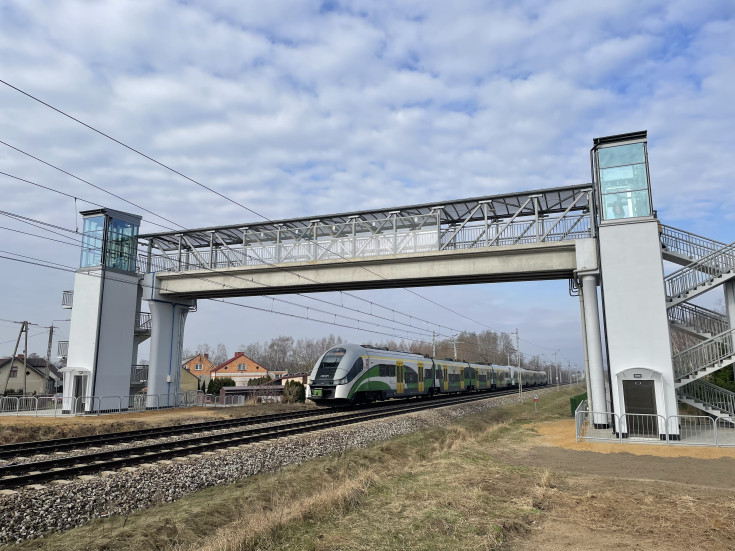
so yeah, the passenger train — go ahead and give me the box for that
[306,343,548,405]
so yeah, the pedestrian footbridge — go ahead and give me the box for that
[54,131,735,444]
[137,185,595,298]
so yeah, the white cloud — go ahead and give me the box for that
[1,0,734,365]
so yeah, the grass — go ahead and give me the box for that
[5,388,584,551]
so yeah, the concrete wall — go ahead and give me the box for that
[598,219,678,431]
[94,271,140,401]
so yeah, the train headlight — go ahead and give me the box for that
[334,377,347,385]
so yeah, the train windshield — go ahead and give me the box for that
[313,347,346,382]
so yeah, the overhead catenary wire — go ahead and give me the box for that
[0,252,441,346]
[0,210,567,361]
[0,144,179,232]
[0,250,565,368]
[0,78,533,341]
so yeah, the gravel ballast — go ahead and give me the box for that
[0,388,556,544]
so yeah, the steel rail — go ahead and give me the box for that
[0,388,542,488]
[0,406,347,460]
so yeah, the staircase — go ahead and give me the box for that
[678,379,735,420]
[668,302,728,339]
[661,225,735,409]
[660,225,725,267]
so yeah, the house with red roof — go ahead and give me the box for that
[211,352,287,386]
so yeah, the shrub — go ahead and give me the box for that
[208,377,236,395]
[283,380,306,403]
[248,375,272,386]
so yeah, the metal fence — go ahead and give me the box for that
[575,406,735,446]
[0,391,214,416]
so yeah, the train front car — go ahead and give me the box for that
[306,344,366,405]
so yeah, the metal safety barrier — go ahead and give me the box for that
[0,391,206,416]
[577,410,735,446]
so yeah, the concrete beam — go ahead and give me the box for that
[153,241,579,299]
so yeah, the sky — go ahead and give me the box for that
[1,0,734,370]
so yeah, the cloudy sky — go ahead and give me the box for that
[1,0,734,368]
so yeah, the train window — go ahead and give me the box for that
[437,367,443,379]
[378,364,396,378]
[344,357,364,383]
[405,367,418,384]
[314,347,346,381]
[424,368,432,380]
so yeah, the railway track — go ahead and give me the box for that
[0,386,551,489]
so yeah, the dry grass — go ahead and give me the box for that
[0,402,315,445]
[6,388,735,551]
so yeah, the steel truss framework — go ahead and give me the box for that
[138,185,595,273]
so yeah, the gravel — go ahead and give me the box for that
[0,388,555,544]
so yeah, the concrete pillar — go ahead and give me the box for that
[581,274,608,427]
[143,273,195,409]
[577,290,593,408]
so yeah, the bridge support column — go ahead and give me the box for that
[581,275,608,427]
[143,273,196,409]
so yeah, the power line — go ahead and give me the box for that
[0,143,179,231]
[0,252,439,345]
[0,78,525,339]
[1,161,465,339]
[0,225,81,248]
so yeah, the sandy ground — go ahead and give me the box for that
[504,420,735,550]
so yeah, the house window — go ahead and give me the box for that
[238,363,247,371]
[195,364,203,371]
[9,366,17,378]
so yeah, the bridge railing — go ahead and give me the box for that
[139,213,592,274]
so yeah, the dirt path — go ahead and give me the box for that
[502,420,735,550]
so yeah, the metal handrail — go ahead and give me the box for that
[140,215,592,274]
[136,312,152,332]
[61,290,74,308]
[672,328,735,381]
[131,364,149,383]
[57,340,69,358]
[665,240,735,299]
[678,379,735,417]
[660,224,725,261]
[668,303,728,336]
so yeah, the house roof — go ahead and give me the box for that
[0,356,61,380]
[212,352,265,373]
[181,353,217,367]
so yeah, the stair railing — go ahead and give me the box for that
[665,241,735,300]
[673,328,735,381]
[678,379,735,417]
[668,303,728,336]
[660,225,725,261]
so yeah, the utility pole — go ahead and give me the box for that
[1,323,26,394]
[45,324,54,395]
[23,321,28,395]
[432,331,436,358]
[554,350,559,391]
